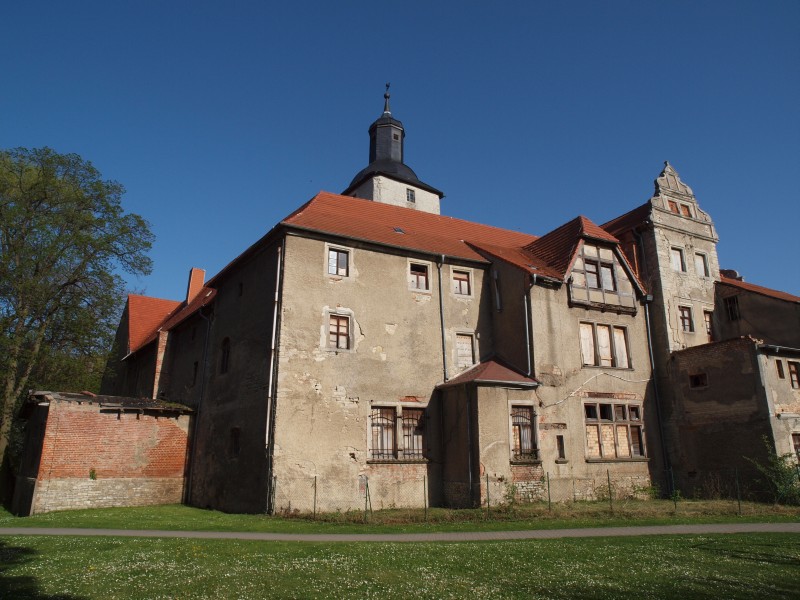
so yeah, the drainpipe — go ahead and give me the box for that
[437,254,449,382]
[264,243,285,514]
[523,274,537,377]
[186,305,212,505]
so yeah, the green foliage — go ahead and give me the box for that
[0,147,153,465]
[748,438,800,506]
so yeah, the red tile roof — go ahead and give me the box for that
[282,192,537,262]
[467,241,563,280]
[131,287,217,354]
[437,358,539,388]
[126,295,181,354]
[719,275,800,304]
[602,202,652,238]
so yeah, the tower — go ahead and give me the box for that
[342,85,443,214]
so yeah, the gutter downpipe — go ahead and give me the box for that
[186,305,212,505]
[633,226,672,483]
[524,274,537,377]
[264,243,284,514]
[437,254,449,382]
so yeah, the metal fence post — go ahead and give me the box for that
[423,475,428,522]
[547,472,552,511]
[364,476,370,523]
[607,469,613,513]
[313,475,317,520]
[734,467,742,516]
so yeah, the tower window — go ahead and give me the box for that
[393,133,400,141]
[406,188,415,203]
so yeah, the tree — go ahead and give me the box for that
[0,147,153,469]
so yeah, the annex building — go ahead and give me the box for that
[12,93,800,515]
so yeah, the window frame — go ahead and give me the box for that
[694,252,710,277]
[704,310,714,342]
[776,359,785,379]
[326,245,351,278]
[584,401,646,460]
[679,306,695,333]
[579,322,631,369]
[406,188,416,203]
[510,405,540,463]
[451,267,473,297]
[408,260,431,292]
[455,332,476,369]
[369,405,427,462]
[670,247,686,272]
[725,296,741,321]
[789,362,800,389]
[327,313,351,351]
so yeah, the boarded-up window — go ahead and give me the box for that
[670,247,685,271]
[600,264,616,291]
[596,325,613,367]
[585,402,646,459]
[456,334,475,368]
[694,253,709,277]
[613,327,629,368]
[580,323,595,366]
[585,425,601,457]
[584,260,600,289]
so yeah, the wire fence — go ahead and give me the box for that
[269,464,800,520]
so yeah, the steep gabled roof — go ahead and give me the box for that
[466,241,563,280]
[126,295,181,354]
[719,275,800,304]
[437,358,539,389]
[281,192,537,262]
[602,201,652,238]
[131,287,218,354]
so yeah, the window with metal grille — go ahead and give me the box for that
[679,306,694,332]
[584,402,645,459]
[452,270,471,295]
[327,248,349,277]
[328,315,350,350]
[725,296,740,321]
[402,409,425,459]
[370,408,396,459]
[511,406,538,461]
[409,263,429,291]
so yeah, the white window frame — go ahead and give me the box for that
[451,266,474,298]
[325,244,352,279]
[407,259,432,293]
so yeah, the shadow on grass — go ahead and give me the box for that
[692,538,800,567]
[0,539,86,599]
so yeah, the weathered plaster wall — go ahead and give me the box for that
[760,351,800,458]
[715,285,800,348]
[271,233,491,512]
[350,176,441,214]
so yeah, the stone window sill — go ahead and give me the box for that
[367,458,429,465]
[585,457,649,463]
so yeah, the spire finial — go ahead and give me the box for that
[383,82,391,114]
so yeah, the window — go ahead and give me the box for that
[406,188,415,203]
[584,402,645,459]
[725,296,740,321]
[327,248,349,277]
[409,263,429,291]
[680,204,692,217]
[456,333,475,368]
[584,259,617,291]
[694,253,709,277]
[328,314,350,350]
[776,360,785,379]
[452,270,472,295]
[556,435,566,461]
[679,306,694,332]
[511,406,539,461]
[220,338,231,374]
[670,247,686,272]
[704,311,714,342]
[689,373,708,388]
[370,407,426,460]
[789,362,800,389]
[230,427,241,458]
[579,322,630,368]
[668,200,679,213]
[793,433,800,460]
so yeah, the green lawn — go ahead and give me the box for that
[1,500,798,534]
[1,533,798,599]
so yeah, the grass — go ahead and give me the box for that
[1,533,798,599]
[1,499,798,534]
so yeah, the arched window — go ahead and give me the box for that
[220,337,231,374]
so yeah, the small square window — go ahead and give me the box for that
[689,373,708,388]
[328,314,350,350]
[452,270,471,295]
[584,405,598,420]
[328,248,349,277]
[670,247,686,272]
[406,188,415,203]
[679,306,694,332]
[409,263,429,291]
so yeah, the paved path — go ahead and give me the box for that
[0,522,798,542]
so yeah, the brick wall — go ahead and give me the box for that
[30,400,190,514]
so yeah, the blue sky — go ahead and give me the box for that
[2,1,799,299]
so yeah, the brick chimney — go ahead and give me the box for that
[186,268,206,303]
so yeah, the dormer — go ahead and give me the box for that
[342,86,444,214]
[569,241,639,313]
